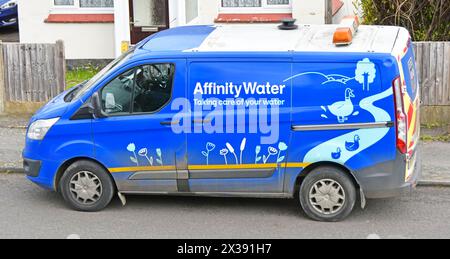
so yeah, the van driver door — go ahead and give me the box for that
[92,59,188,193]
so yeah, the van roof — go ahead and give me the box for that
[139,24,403,54]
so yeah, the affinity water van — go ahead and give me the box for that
[23,18,421,221]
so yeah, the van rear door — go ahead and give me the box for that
[392,28,421,181]
[400,41,420,153]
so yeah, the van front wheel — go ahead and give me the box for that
[299,167,356,222]
[59,160,115,212]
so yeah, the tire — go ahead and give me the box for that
[299,167,356,222]
[59,160,115,212]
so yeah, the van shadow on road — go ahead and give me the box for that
[33,184,407,221]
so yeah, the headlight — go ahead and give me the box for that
[0,0,17,10]
[27,118,60,140]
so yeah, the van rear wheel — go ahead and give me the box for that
[59,160,114,212]
[299,167,356,222]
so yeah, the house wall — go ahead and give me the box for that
[182,0,218,25]
[196,0,220,25]
[19,0,360,60]
[292,0,326,24]
[18,0,115,60]
[333,0,361,23]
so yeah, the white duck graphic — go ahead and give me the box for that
[328,88,356,123]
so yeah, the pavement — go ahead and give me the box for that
[1,115,449,184]
[0,173,450,239]
[0,116,28,170]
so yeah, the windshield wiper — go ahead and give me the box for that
[64,81,86,102]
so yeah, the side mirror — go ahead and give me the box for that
[90,92,107,119]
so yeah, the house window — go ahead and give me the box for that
[222,0,262,7]
[221,0,291,13]
[54,0,114,8]
[186,0,199,23]
[54,0,74,5]
[48,0,114,23]
[267,0,290,5]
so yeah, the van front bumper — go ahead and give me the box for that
[23,158,41,178]
[23,150,61,191]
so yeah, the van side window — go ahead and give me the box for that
[100,63,174,116]
[101,68,135,115]
[133,64,174,113]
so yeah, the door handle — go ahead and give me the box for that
[160,120,180,126]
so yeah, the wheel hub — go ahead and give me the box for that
[309,179,346,215]
[69,171,103,205]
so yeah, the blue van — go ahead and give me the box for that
[0,0,18,27]
[23,19,421,221]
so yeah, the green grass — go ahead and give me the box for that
[421,123,445,130]
[66,65,100,89]
[421,134,450,142]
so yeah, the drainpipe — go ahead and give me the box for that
[325,0,333,24]
[0,41,5,114]
[113,0,131,57]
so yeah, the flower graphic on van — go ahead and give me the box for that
[239,138,247,164]
[220,149,229,165]
[226,142,239,165]
[355,58,376,91]
[278,142,288,151]
[206,142,216,152]
[255,145,262,164]
[127,143,139,166]
[263,146,278,164]
[156,148,163,166]
[202,142,216,165]
[276,142,288,163]
[127,143,136,152]
[138,148,154,166]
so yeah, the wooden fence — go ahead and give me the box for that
[413,42,450,106]
[1,41,65,103]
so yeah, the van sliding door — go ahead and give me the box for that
[186,60,293,194]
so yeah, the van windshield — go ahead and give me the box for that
[71,50,134,101]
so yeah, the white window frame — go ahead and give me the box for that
[220,0,292,14]
[51,0,114,14]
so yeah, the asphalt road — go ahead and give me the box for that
[1,174,450,239]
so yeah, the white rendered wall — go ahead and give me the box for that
[292,0,326,24]
[19,0,115,59]
[190,0,219,25]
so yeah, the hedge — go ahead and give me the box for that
[358,0,449,41]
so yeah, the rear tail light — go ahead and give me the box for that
[393,77,407,154]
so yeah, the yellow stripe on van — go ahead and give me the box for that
[108,163,311,174]
[109,166,177,173]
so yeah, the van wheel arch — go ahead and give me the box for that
[54,157,117,193]
[294,162,361,200]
